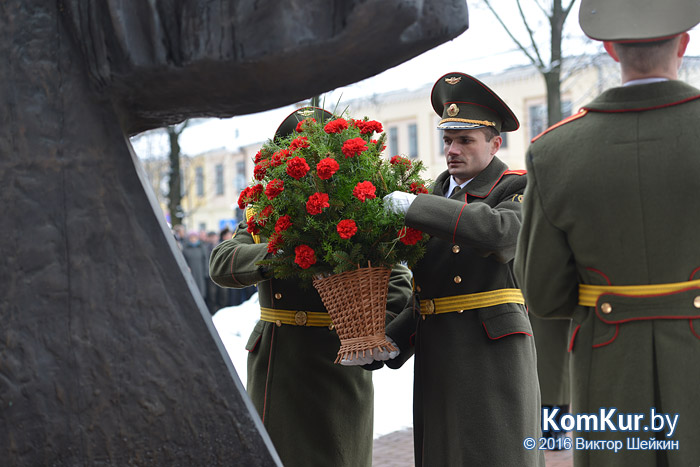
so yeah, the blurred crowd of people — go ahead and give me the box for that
[172,224,256,314]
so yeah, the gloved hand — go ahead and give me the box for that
[340,336,401,366]
[383,191,417,215]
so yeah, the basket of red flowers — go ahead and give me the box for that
[239,108,429,363]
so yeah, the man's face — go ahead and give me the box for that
[442,128,502,184]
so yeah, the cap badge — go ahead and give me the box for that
[445,76,462,85]
[296,109,315,117]
[446,103,460,117]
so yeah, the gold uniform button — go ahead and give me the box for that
[294,311,308,326]
[452,245,461,254]
[453,276,462,284]
[600,303,612,314]
[275,320,282,327]
[694,296,700,309]
[274,293,282,300]
[416,285,422,293]
[457,310,464,314]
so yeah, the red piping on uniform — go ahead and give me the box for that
[531,110,588,142]
[261,324,276,424]
[690,266,700,280]
[594,286,700,324]
[467,172,506,199]
[482,323,533,340]
[453,203,468,244]
[582,94,700,114]
[568,325,580,352]
[229,246,244,286]
[690,320,700,340]
[592,324,619,348]
[503,169,527,176]
[585,267,612,285]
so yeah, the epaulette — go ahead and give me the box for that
[531,109,588,143]
[503,169,526,176]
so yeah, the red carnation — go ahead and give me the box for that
[398,227,423,245]
[253,160,269,180]
[316,157,340,180]
[267,231,283,254]
[294,244,317,269]
[246,219,261,235]
[237,187,250,210]
[336,219,358,239]
[255,205,274,228]
[390,155,412,168]
[352,181,376,202]
[237,184,263,209]
[324,118,348,134]
[306,192,330,215]
[289,137,310,152]
[410,182,429,194]
[286,156,310,179]
[253,150,264,164]
[342,137,368,158]
[357,120,383,135]
[296,118,316,133]
[274,215,292,232]
[265,179,284,200]
[270,149,291,167]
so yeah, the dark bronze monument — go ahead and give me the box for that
[0,1,468,465]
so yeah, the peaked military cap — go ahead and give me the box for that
[580,0,700,42]
[431,72,519,133]
[275,106,333,140]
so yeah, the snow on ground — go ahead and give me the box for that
[212,293,414,438]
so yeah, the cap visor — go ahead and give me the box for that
[437,121,486,130]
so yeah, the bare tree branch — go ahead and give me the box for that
[482,0,543,69]
[516,0,546,68]
[532,0,550,16]
[563,0,577,16]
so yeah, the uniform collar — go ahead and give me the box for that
[584,80,700,113]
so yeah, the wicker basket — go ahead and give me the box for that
[313,265,397,363]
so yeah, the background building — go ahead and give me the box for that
[136,55,700,232]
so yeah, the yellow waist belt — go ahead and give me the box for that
[579,279,700,307]
[420,288,524,315]
[260,307,333,327]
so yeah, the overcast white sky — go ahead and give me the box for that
[131,1,700,158]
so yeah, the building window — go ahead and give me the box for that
[235,161,246,192]
[408,123,418,159]
[215,164,224,196]
[195,166,204,197]
[388,126,399,156]
[528,101,573,140]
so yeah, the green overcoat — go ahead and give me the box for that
[515,80,700,467]
[209,223,412,467]
[386,157,544,466]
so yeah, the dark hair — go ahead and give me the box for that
[481,126,500,142]
[613,37,678,74]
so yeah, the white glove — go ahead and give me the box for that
[340,336,401,366]
[383,191,417,215]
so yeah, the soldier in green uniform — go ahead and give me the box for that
[379,73,544,466]
[209,107,413,467]
[514,1,700,466]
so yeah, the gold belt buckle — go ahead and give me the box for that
[422,299,436,320]
[294,311,308,326]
